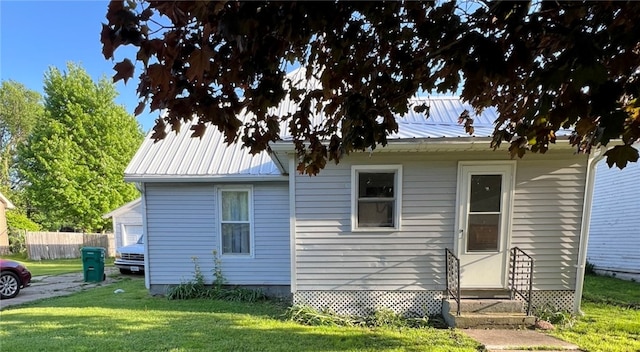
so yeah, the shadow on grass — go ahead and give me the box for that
[1,279,478,352]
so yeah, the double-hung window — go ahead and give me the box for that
[352,165,402,231]
[219,187,253,256]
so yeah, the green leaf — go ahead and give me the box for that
[604,145,640,169]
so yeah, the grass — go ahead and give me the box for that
[0,278,481,352]
[2,254,115,277]
[1,267,638,352]
[549,275,640,352]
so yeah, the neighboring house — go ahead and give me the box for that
[124,70,599,319]
[0,192,15,255]
[587,150,640,281]
[103,198,144,249]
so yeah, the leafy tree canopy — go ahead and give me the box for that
[102,0,640,173]
[0,81,42,195]
[17,63,144,232]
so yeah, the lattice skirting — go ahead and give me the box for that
[531,290,575,312]
[294,290,577,316]
[497,290,576,312]
[293,290,444,317]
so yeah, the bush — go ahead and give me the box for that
[166,255,266,302]
[285,305,432,329]
[533,303,576,327]
[6,212,40,254]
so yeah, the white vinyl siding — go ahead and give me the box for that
[587,158,640,275]
[294,151,588,292]
[295,153,457,291]
[510,159,587,290]
[145,182,290,285]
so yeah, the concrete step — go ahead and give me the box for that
[444,312,536,329]
[460,289,511,299]
[443,298,524,314]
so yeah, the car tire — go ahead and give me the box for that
[119,268,131,274]
[0,271,21,299]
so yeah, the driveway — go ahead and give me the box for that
[0,266,123,310]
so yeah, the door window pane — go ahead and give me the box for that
[470,175,501,212]
[467,214,500,251]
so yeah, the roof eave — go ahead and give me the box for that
[124,174,289,183]
[270,136,575,154]
[102,198,142,219]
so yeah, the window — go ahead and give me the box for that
[219,187,253,256]
[352,165,402,231]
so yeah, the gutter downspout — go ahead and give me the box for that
[573,149,606,314]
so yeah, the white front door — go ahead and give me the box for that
[456,162,515,289]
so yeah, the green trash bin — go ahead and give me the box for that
[81,247,106,282]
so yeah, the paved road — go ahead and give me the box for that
[0,266,122,310]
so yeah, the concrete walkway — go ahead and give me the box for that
[462,329,581,351]
[0,266,122,310]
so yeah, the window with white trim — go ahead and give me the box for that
[219,187,253,256]
[352,165,402,230]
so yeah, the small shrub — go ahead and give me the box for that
[217,287,266,302]
[285,305,362,327]
[166,257,208,300]
[367,308,408,328]
[212,250,225,291]
[166,254,266,302]
[585,261,596,276]
[285,305,432,329]
[533,303,576,327]
[6,212,40,255]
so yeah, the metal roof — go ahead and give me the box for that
[125,69,572,181]
[125,119,283,181]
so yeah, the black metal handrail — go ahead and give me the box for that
[445,248,461,316]
[509,246,534,315]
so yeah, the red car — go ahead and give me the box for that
[0,258,32,299]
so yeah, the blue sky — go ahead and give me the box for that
[1,0,156,131]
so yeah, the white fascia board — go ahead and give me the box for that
[102,198,142,219]
[124,175,289,183]
[270,137,577,154]
[267,149,289,175]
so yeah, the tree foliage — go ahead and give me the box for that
[102,1,640,173]
[0,81,42,193]
[17,63,144,232]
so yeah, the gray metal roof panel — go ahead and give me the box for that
[125,69,571,179]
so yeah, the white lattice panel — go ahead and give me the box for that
[293,290,443,317]
[294,290,576,317]
[531,290,575,312]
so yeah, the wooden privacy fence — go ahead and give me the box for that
[26,232,115,260]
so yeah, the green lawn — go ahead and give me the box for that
[549,275,640,352]
[0,278,480,352]
[2,254,115,277]
[1,270,638,352]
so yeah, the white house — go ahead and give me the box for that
[123,70,600,325]
[103,198,144,249]
[587,151,640,281]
